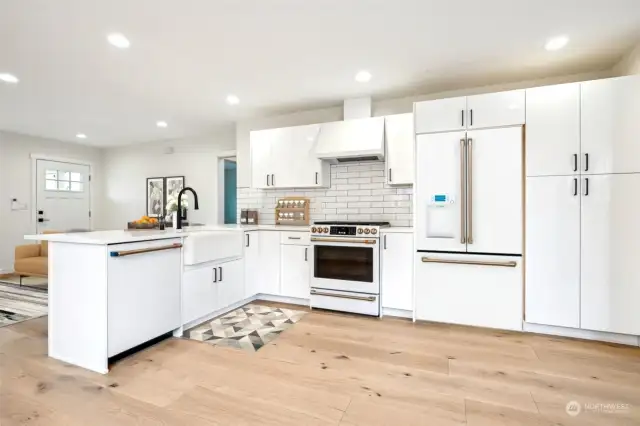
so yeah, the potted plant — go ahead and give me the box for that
[165,195,188,227]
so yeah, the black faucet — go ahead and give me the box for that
[176,187,199,230]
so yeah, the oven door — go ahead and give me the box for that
[310,237,380,294]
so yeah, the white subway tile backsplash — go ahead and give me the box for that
[237,161,413,227]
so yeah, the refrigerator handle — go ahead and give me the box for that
[466,138,474,244]
[459,139,467,244]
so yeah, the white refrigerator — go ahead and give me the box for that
[414,126,524,330]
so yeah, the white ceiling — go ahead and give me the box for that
[1,0,639,146]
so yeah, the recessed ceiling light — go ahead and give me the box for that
[355,70,372,83]
[0,73,19,84]
[226,94,240,105]
[156,121,168,128]
[76,133,87,139]
[107,33,130,49]
[545,35,569,51]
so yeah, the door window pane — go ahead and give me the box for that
[58,181,70,191]
[70,182,83,192]
[59,171,70,181]
[314,245,374,282]
[70,172,82,182]
[45,180,58,190]
[45,170,57,180]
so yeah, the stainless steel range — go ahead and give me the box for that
[309,221,390,316]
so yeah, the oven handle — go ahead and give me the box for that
[311,289,376,302]
[310,237,377,245]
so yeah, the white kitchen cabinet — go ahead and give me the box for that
[415,252,523,331]
[183,266,217,325]
[414,96,467,134]
[385,113,414,185]
[381,232,413,311]
[466,90,525,129]
[259,231,281,295]
[280,244,310,299]
[580,174,640,335]
[526,83,581,177]
[107,239,182,357]
[525,176,581,328]
[581,75,640,175]
[466,127,522,255]
[243,231,260,298]
[216,258,245,309]
[250,128,284,189]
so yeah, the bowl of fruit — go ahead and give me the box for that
[127,216,159,229]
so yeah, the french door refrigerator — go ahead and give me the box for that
[415,126,524,330]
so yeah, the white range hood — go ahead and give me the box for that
[314,98,385,163]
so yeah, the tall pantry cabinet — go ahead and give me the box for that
[525,75,640,335]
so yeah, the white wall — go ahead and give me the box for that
[0,131,104,272]
[236,70,611,187]
[102,128,235,230]
[612,41,640,76]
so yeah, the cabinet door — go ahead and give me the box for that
[280,245,310,299]
[525,83,580,177]
[415,131,468,252]
[289,124,327,187]
[525,176,580,328]
[267,127,295,188]
[467,90,525,129]
[385,113,414,185]
[581,174,640,335]
[250,129,274,189]
[183,267,216,325]
[381,233,413,311]
[414,96,466,134]
[243,232,260,298]
[217,258,245,310]
[581,76,640,175]
[259,231,281,295]
[466,127,522,255]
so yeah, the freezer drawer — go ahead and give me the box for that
[415,253,523,331]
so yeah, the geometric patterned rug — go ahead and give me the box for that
[185,304,306,352]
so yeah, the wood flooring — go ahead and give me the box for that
[1,301,639,425]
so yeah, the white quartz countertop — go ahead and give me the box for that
[24,224,310,245]
[381,227,413,233]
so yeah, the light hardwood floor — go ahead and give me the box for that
[1,301,640,425]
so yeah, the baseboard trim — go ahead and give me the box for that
[254,294,310,307]
[382,307,413,319]
[523,322,640,346]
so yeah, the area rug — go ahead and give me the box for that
[0,274,48,291]
[186,304,306,352]
[0,283,48,327]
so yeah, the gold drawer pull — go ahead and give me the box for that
[421,257,517,268]
[311,289,376,302]
[110,243,182,257]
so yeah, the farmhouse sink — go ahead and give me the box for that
[182,231,243,266]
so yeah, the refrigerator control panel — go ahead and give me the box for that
[429,194,455,205]
[427,193,456,238]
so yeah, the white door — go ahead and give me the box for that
[250,129,275,189]
[36,159,91,233]
[581,174,640,335]
[217,258,245,309]
[581,76,640,175]
[183,267,216,325]
[525,176,581,328]
[414,97,467,134]
[243,232,260,298]
[466,90,525,130]
[381,233,413,311]
[280,245,310,299]
[385,113,414,185]
[466,127,523,255]
[259,231,281,295]
[415,131,467,252]
[525,83,581,177]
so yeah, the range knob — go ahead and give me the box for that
[371,228,378,235]
[357,228,364,234]
[364,228,371,234]
[323,227,329,233]
[311,227,317,233]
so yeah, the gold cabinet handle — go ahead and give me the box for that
[467,137,473,244]
[110,243,182,257]
[460,138,467,244]
[421,256,516,268]
[311,289,376,302]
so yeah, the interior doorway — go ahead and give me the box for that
[217,154,238,225]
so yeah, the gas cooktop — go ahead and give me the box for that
[311,221,390,237]
[314,221,390,226]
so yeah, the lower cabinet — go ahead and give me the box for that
[381,232,413,311]
[217,259,245,309]
[259,231,281,295]
[243,231,260,298]
[280,244,310,299]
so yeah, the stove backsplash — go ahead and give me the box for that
[237,161,413,227]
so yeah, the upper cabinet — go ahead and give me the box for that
[385,113,414,185]
[415,90,524,135]
[526,83,581,177]
[250,124,330,189]
[414,96,467,134]
[580,75,640,175]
